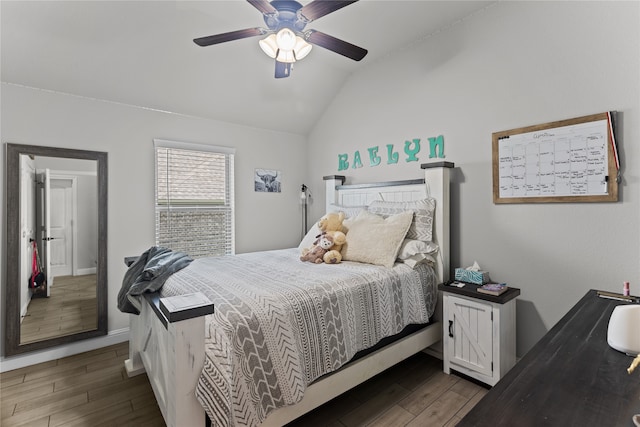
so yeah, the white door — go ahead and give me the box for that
[49,178,74,278]
[36,168,54,295]
[20,155,36,313]
[43,169,53,296]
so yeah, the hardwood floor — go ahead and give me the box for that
[0,342,164,427]
[0,343,486,427]
[286,352,488,427]
[20,274,97,344]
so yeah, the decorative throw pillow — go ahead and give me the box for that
[367,198,436,242]
[341,210,413,268]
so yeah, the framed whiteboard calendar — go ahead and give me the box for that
[492,112,619,204]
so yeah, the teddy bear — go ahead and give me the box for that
[300,232,335,264]
[316,211,347,264]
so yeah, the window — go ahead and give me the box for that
[154,139,235,258]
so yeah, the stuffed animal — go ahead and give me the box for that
[316,211,347,264]
[300,233,335,264]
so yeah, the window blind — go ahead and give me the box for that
[154,140,235,258]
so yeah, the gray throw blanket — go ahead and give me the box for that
[117,246,193,314]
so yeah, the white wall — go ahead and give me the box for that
[0,83,307,363]
[307,1,640,356]
[75,174,98,272]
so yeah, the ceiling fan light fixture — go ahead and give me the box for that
[275,27,297,51]
[260,31,311,63]
[195,0,367,78]
[259,34,278,58]
[293,36,312,60]
[276,49,296,63]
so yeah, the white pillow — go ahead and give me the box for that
[327,204,366,219]
[299,209,352,250]
[397,239,439,260]
[400,253,436,269]
[368,198,436,242]
[298,223,321,250]
[342,210,413,268]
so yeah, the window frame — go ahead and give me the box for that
[153,139,235,257]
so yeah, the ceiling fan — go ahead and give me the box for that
[193,0,368,78]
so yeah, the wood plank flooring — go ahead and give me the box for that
[0,343,487,426]
[286,351,488,427]
[20,274,97,344]
[0,342,164,427]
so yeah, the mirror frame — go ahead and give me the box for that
[5,143,108,356]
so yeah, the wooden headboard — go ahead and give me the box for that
[323,162,454,284]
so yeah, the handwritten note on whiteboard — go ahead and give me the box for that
[492,112,619,204]
[493,112,619,204]
[497,119,609,199]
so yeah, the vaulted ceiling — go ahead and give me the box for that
[1,1,493,135]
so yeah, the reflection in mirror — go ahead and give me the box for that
[18,156,98,344]
[5,144,107,356]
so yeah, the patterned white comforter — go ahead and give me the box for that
[160,248,436,426]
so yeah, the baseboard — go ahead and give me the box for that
[76,267,97,276]
[0,328,129,373]
[20,300,30,322]
[423,339,443,360]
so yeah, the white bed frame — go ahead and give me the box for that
[124,162,453,427]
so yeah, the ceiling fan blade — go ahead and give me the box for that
[247,0,278,15]
[306,30,367,61]
[194,27,265,47]
[275,61,292,78]
[299,0,358,22]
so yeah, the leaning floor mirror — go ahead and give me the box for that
[4,143,108,356]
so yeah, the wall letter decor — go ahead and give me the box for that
[337,135,445,171]
[352,151,363,169]
[404,139,421,162]
[386,144,399,164]
[368,146,381,167]
[429,135,444,158]
[338,153,349,171]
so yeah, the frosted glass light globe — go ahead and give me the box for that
[276,28,296,51]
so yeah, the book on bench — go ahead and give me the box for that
[159,292,214,322]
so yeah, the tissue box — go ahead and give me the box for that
[454,268,490,285]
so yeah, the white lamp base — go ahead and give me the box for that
[607,305,640,355]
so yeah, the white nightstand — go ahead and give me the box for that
[438,283,520,386]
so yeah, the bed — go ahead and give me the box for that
[123,162,453,427]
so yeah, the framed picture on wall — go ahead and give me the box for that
[254,168,281,193]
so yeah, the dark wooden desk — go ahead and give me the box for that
[458,289,640,427]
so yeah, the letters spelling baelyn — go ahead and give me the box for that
[338,135,445,171]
